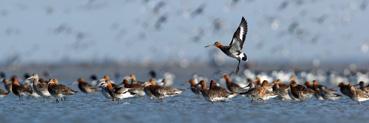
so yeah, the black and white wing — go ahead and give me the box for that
[229,17,248,51]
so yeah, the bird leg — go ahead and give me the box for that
[235,59,241,74]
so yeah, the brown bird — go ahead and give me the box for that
[198,80,236,102]
[10,76,32,99]
[76,78,97,94]
[98,80,137,101]
[98,75,133,100]
[289,80,314,101]
[205,17,248,74]
[129,74,145,85]
[187,79,201,95]
[100,75,119,89]
[357,81,369,92]
[248,80,277,102]
[338,82,369,104]
[143,79,182,99]
[304,81,323,100]
[272,79,291,100]
[122,79,145,96]
[310,80,341,100]
[223,74,248,94]
[28,74,51,97]
[48,79,77,103]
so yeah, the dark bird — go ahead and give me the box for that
[98,80,136,101]
[187,79,201,95]
[289,80,314,101]
[143,79,182,99]
[48,79,77,103]
[356,81,369,92]
[77,78,97,94]
[339,82,369,104]
[310,80,341,100]
[89,74,99,87]
[10,76,32,99]
[28,74,51,97]
[247,80,277,102]
[191,4,205,18]
[206,17,248,74]
[223,74,248,93]
[272,79,291,100]
[149,70,157,79]
[198,80,237,102]
[122,79,145,96]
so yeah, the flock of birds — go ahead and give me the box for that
[0,71,183,103]
[187,72,369,104]
[0,70,369,104]
[0,16,369,104]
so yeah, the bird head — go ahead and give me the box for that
[304,81,311,88]
[223,74,231,83]
[76,78,85,84]
[199,80,207,90]
[289,80,297,87]
[129,74,137,82]
[205,41,222,48]
[103,75,110,81]
[48,79,58,85]
[338,82,346,88]
[209,80,217,89]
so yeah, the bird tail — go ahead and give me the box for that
[241,53,247,61]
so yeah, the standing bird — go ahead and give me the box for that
[206,17,248,74]
[339,82,369,104]
[28,74,51,97]
[272,79,291,100]
[289,80,314,101]
[198,80,237,102]
[247,80,277,102]
[356,81,369,92]
[98,80,137,101]
[122,79,146,96]
[187,79,201,95]
[223,74,248,93]
[76,78,97,94]
[11,76,32,99]
[143,79,182,99]
[23,73,40,98]
[48,79,77,103]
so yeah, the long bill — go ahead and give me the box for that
[204,44,212,48]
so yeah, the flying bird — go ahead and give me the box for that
[206,17,248,74]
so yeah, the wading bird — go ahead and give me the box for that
[206,17,248,74]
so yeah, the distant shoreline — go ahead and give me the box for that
[1,61,368,73]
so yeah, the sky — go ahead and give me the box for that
[0,0,368,65]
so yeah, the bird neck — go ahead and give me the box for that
[106,83,114,91]
[215,43,223,49]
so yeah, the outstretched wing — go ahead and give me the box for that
[229,17,248,50]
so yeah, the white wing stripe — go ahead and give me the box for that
[240,27,244,41]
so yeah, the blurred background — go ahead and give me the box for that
[0,0,368,70]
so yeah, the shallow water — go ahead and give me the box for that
[1,89,369,123]
[0,65,369,123]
